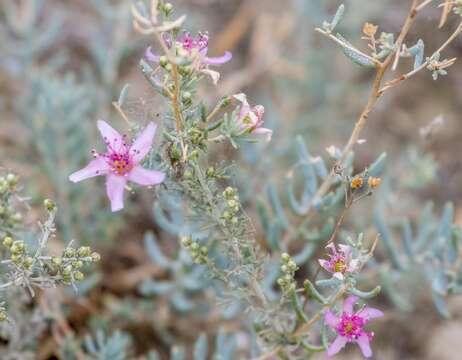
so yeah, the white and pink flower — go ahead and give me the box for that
[325,295,383,358]
[145,31,232,67]
[318,243,359,280]
[69,120,165,212]
[233,93,272,142]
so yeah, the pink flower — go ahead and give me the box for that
[69,120,165,212]
[233,93,272,142]
[325,295,383,358]
[318,243,359,280]
[145,31,232,67]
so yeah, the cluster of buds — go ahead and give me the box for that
[53,245,100,284]
[222,187,240,225]
[426,52,456,80]
[2,237,33,268]
[0,174,23,231]
[349,175,381,191]
[0,173,19,194]
[277,253,299,293]
[181,236,208,265]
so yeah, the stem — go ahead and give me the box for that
[380,20,462,93]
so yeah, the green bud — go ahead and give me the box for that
[206,167,215,177]
[163,2,173,13]
[63,248,76,258]
[11,241,25,254]
[190,242,199,251]
[6,173,18,187]
[159,56,169,67]
[288,260,297,271]
[281,253,290,262]
[77,246,91,257]
[281,265,288,273]
[231,217,239,225]
[3,236,13,248]
[11,254,22,264]
[52,256,62,266]
[277,278,285,286]
[11,212,22,223]
[91,252,101,262]
[0,311,7,321]
[222,211,231,220]
[165,63,173,72]
[72,260,83,269]
[43,199,56,212]
[223,187,235,199]
[62,265,73,276]
[200,246,208,256]
[23,257,34,269]
[284,274,292,282]
[74,271,84,281]
[181,236,192,247]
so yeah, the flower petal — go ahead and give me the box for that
[356,334,373,358]
[326,243,337,254]
[106,175,127,212]
[130,122,157,163]
[204,51,232,65]
[234,93,251,120]
[252,127,273,142]
[201,69,221,85]
[97,120,124,152]
[327,336,347,357]
[343,295,359,314]
[338,244,352,258]
[69,158,109,182]
[358,306,384,321]
[324,309,339,328]
[145,46,160,62]
[333,272,344,280]
[127,166,165,186]
[318,259,331,272]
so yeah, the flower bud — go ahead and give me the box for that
[63,248,76,258]
[11,241,25,254]
[3,236,13,248]
[91,252,101,262]
[159,56,169,67]
[0,311,7,321]
[181,236,192,247]
[52,256,63,266]
[77,246,91,257]
[43,199,57,212]
[163,2,173,14]
[62,265,73,276]
[281,253,290,262]
[11,212,22,223]
[200,246,208,256]
[281,265,288,273]
[10,254,22,264]
[231,217,238,225]
[74,271,84,281]
[72,260,83,269]
[206,167,215,177]
[190,242,199,251]
[6,173,18,187]
[23,256,34,269]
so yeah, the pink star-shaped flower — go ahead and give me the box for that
[69,120,165,212]
[325,295,383,358]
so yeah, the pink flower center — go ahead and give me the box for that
[336,313,372,341]
[93,135,134,176]
[181,31,209,52]
[327,254,347,273]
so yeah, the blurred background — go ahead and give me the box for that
[1,0,462,359]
